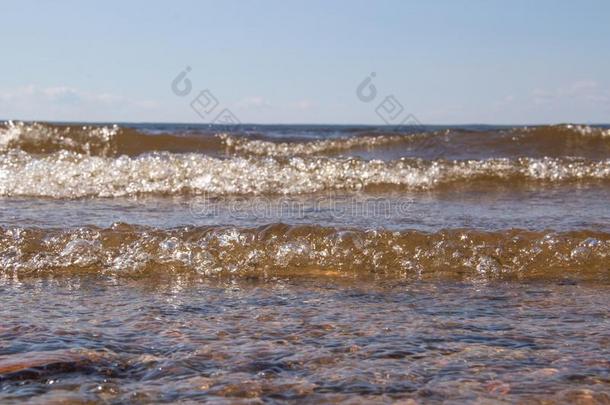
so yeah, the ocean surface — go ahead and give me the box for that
[0,121,609,403]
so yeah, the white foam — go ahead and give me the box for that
[0,151,609,198]
[0,121,119,153]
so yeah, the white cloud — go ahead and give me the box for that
[1,85,113,104]
[0,85,159,122]
[235,96,271,110]
[295,99,313,110]
[531,80,610,106]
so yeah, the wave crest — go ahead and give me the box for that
[3,122,610,159]
[1,151,610,197]
[0,121,119,155]
[2,224,608,279]
[0,121,225,156]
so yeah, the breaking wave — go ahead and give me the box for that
[1,151,610,197]
[2,121,610,159]
[0,121,224,156]
[2,224,608,280]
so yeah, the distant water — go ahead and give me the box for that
[0,121,609,403]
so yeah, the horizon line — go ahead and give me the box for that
[2,118,609,127]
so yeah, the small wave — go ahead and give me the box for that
[518,124,610,138]
[3,122,610,159]
[220,133,415,156]
[224,124,610,157]
[0,121,225,156]
[0,121,425,158]
[2,224,609,279]
[1,150,609,198]
[0,121,119,155]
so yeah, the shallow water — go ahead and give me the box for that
[0,121,609,403]
[1,277,608,403]
[2,184,610,232]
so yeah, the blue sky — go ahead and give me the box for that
[1,0,609,124]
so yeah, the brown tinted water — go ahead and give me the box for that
[0,122,609,403]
